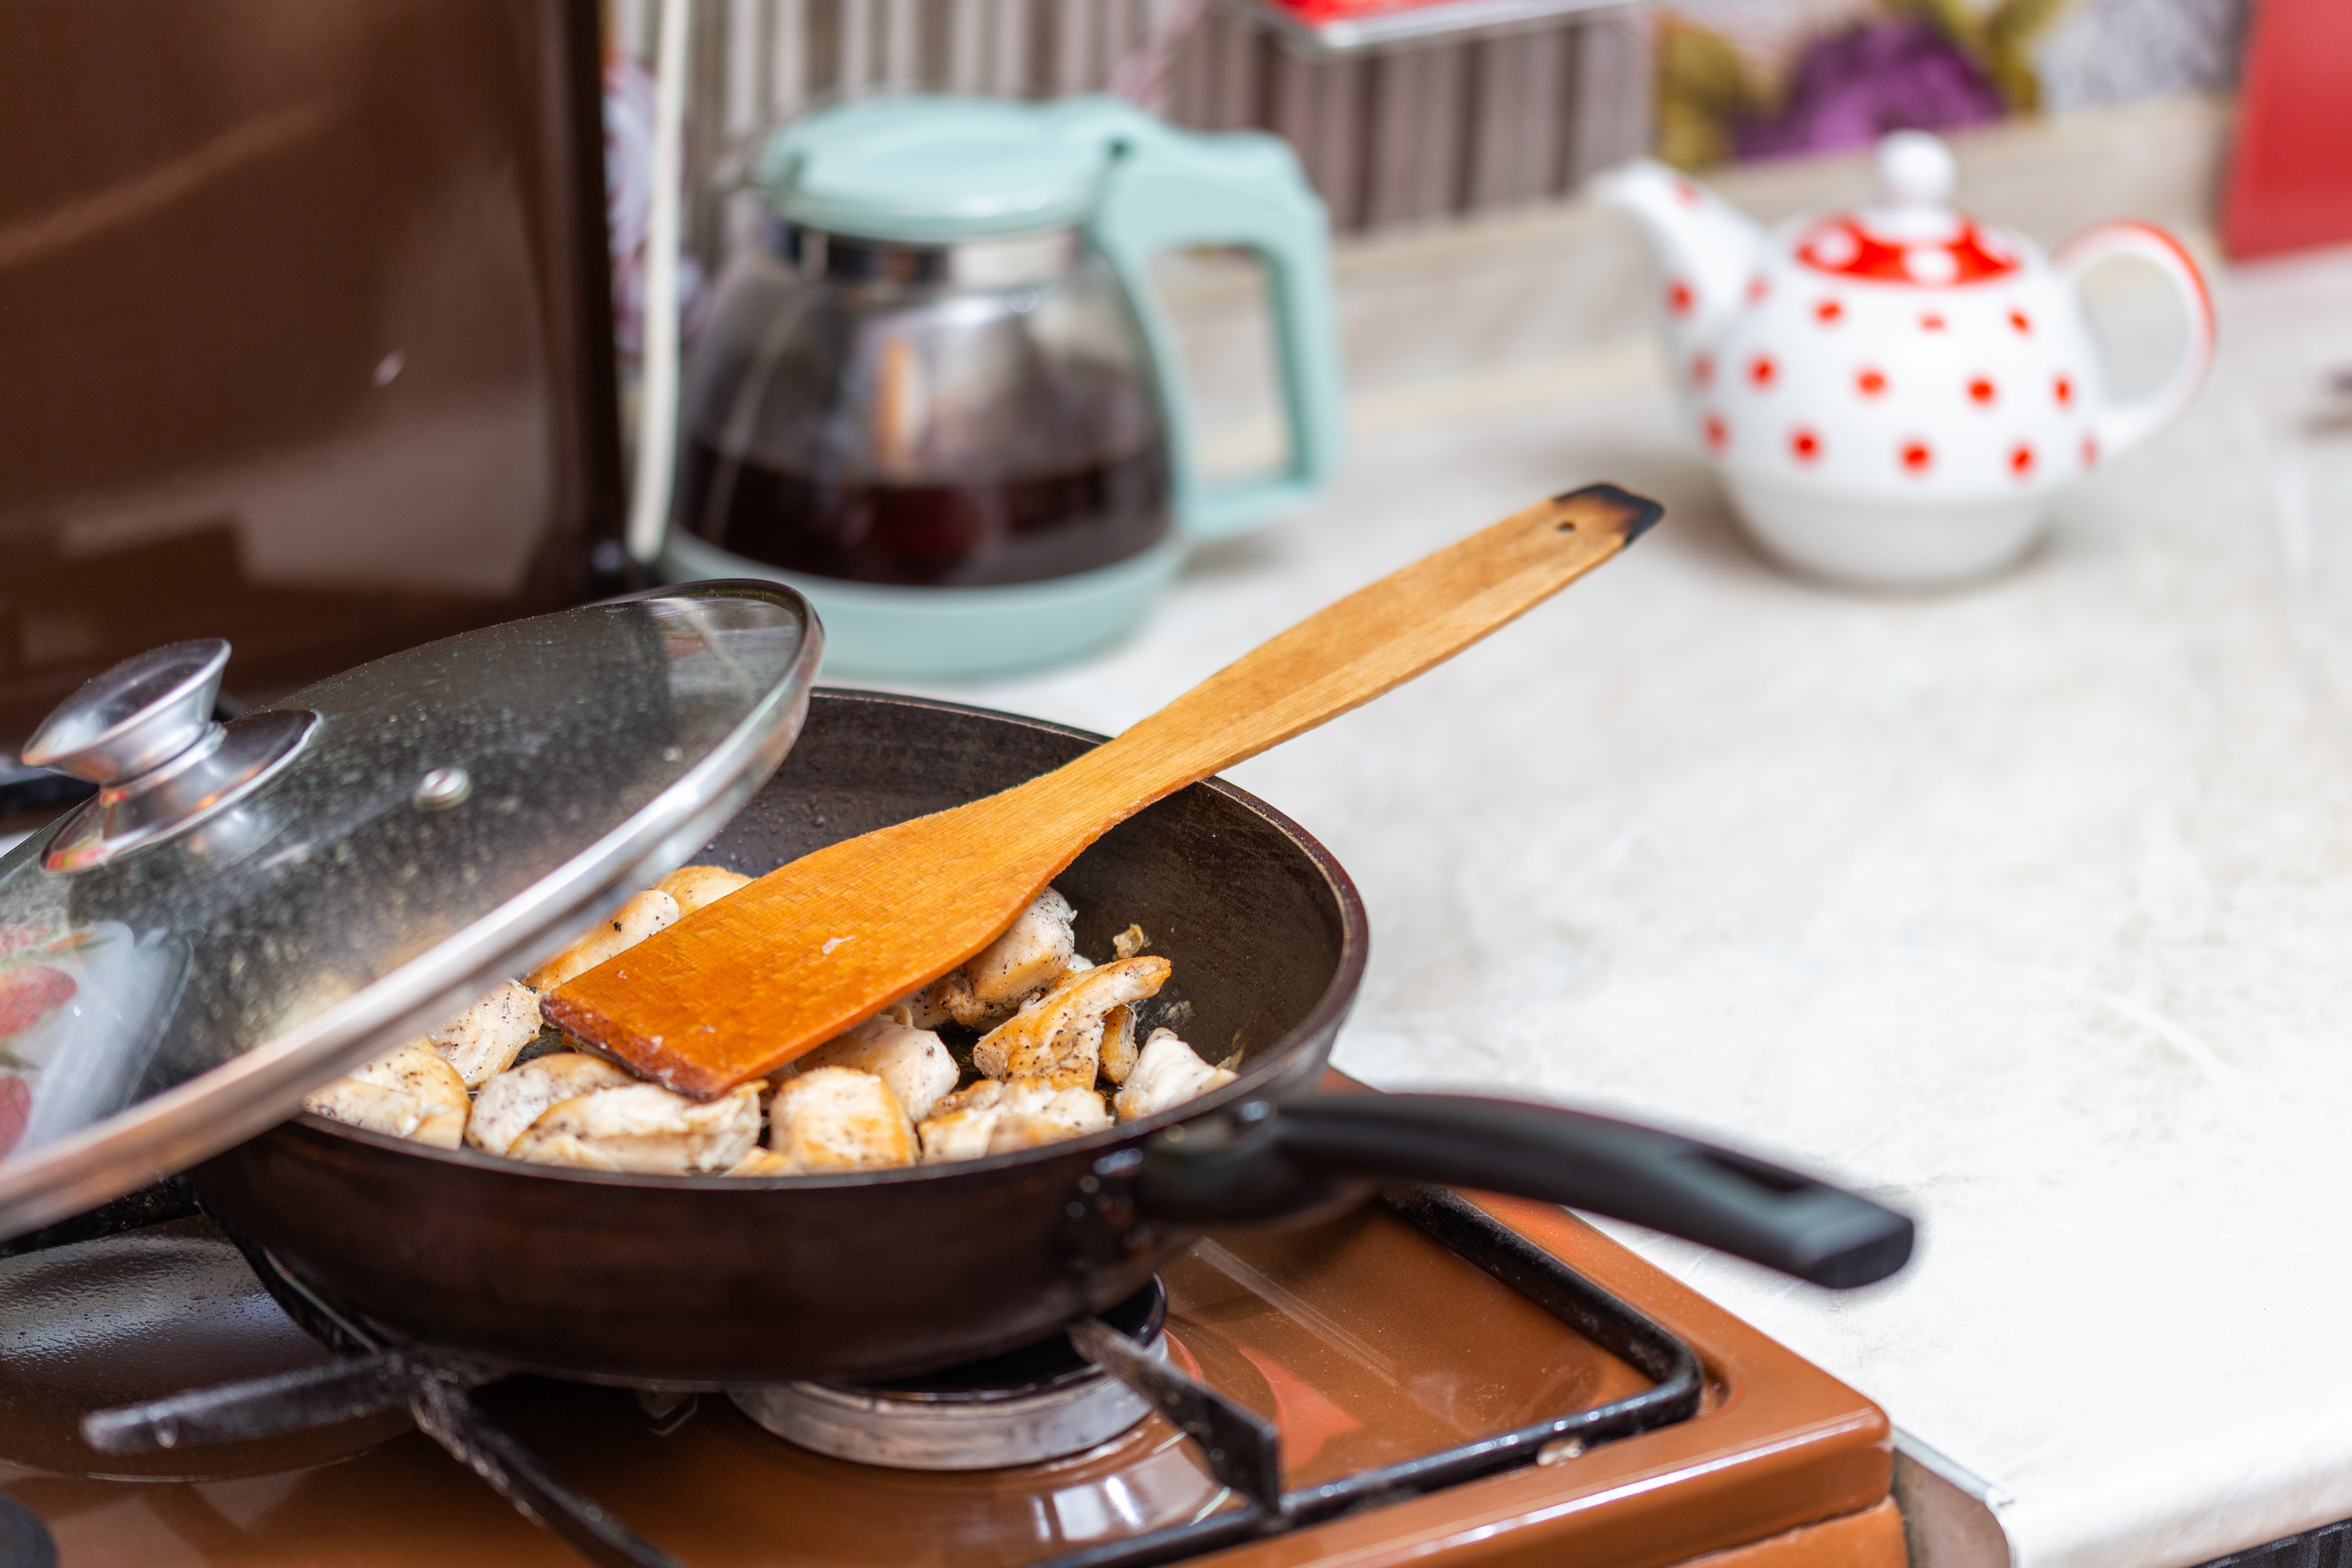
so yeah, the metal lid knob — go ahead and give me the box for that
[21,640,230,784]
[21,641,314,873]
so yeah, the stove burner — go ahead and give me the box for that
[734,1280,1169,1469]
[71,1189,1708,1568]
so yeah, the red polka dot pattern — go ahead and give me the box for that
[1704,414,1728,452]
[1969,378,1996,406]
[1692,353,1715,388]
[2009,310,2031,334]
[1668,279,1693,316]
[1919,314,1947,332]
[2082,434,2099,467]
[1747,274,1770,303]
[1816,299,1843,324]
[2011,444,2034,477]
[1749,354,1777,388]
[1901,441,1933,474]
[1857,368,1888,397]
[1791,429,1821,462]
[2054,375,2073,408]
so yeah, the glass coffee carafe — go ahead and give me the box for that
[680,226,1169,589]
[665,96,1345,678]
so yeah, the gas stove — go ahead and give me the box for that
[0,1161,1902,1568]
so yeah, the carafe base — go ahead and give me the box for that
[662,532,1183,679]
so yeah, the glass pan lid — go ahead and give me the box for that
[0,581,820,1239]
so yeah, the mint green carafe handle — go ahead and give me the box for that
[1046,97,1345,541]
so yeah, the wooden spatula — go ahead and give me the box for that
[544,484,1662,1098]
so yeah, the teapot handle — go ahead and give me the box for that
[2055,222,2216,462]
[1051,98,1346,541]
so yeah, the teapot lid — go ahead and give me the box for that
[0,582,821,1240]
[1794,131,2023,288]
[758,96,1120,245]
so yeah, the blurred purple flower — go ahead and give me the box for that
[1735,19,2007,160]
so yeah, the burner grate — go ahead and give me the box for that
[80,1188,1702,1568]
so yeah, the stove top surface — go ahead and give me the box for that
[0,1185,1895,1568]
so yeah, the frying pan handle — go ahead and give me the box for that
[1135,1094,1913,1289]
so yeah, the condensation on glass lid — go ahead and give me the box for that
[0,583,820,1237]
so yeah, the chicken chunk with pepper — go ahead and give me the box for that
[1113,1029,1236,1121]
[768,1066,918,1171]
[916,1076,1111,1161]
[787,1008,958,1123]
[509,1080,764,1174]
[972,956,1170,1091]
[303,1040,471,1149]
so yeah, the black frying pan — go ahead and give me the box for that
[187,690,1910,1385]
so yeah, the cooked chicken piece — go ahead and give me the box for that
[916,1076,1110,1160]
[422,980,542,1088]
[1112,924,1150,960]
[916,1107,1002,1163]
[973,956,1171,1090]
[1099,1004,1140,1086]
[927,1076,1055,1120]
[1114,1029,1236,1120]
[466,1052,636,1156]
[993,1087,1112,1151]
[902,967,986,1029]
[655,864,752,916]
[917,1078,1044,1158]
[968,887,1076,1007]
[768,1066,916,1171]
[525,889,681,992]
[897,978,954,1030]
[902,887,1082,1029]
[510,1082,763,1174]
[728,1147,796,1176]
[303,1041,470,1149]
[794,1011,959,1123]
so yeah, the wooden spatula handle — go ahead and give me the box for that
[1082,484,1661,804]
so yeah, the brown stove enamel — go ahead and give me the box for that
[0,1183,1896,1568]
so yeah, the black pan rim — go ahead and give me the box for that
[289,685,1372,1191]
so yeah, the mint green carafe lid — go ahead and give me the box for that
[758,96,1120,243]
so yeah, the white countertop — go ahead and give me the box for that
[887,235,2352,1568]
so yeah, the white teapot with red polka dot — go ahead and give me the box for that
[1597,131,2214,586]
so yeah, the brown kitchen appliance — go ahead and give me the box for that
[0,0,625,819]
[0,1146,1903,1568]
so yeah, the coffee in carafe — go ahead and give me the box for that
[678,263,1173,587]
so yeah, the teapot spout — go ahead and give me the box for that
[1592,159,1766,350]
